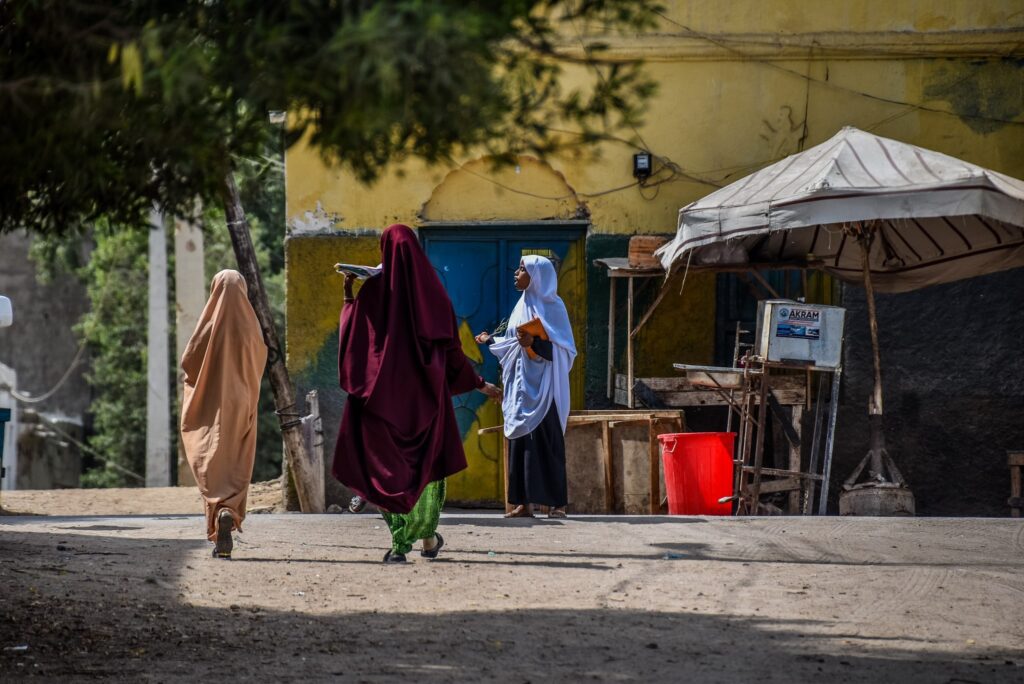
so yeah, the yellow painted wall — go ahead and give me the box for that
[287,2,1023,236]
[285,235,380,374]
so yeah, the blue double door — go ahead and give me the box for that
[421,226,586,503]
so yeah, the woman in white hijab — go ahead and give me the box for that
[476,255,576,518]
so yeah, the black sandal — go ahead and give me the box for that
[420,533,444,559]
[383,550,407,563]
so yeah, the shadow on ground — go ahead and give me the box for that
[0,526,1020,682]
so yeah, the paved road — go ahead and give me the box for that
[1,512,1022,681]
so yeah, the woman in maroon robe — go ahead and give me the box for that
[333,224,501,562]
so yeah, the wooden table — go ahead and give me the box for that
[479,410,684,514]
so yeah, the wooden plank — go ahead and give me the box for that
[480,411,686,435]
[609,418,657,428]
[572,409,684,418]
[788,405,802,514]
[748,372,770,512]
[649,419,660,515]
[632,282,672,338]
[602,420,615,513]
[574,413,656,423]
[618,374,805,392]
[741,466,822,480]
[1008,451,1024,466]
[752,477,801,494]
[616,388,805,408]
[304,390,326,514]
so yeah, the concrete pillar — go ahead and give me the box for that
[146,210,171,487]
[174,217,205,487]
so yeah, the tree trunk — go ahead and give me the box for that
[221,172,324,513]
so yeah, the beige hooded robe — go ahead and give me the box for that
[180,270,268,540]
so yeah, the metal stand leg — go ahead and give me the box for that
[818,367,842,516]
[804,373,826,514]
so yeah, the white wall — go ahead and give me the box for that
[0,362,19,490]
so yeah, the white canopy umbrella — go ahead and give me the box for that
[656,127,1024,499]
[657,126,1024,293]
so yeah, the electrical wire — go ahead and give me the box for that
[443,12,1022,208]
[32,411,145,483]
[5,342,87,404]
[652,10,1024,127]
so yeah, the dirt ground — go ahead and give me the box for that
[0,481,286,517]
[1,488,1023,682]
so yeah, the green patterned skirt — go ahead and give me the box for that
[381,479,446,555]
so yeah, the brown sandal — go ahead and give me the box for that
[503,504,534,519]
[213,509,234,559]
[548,508,567,519]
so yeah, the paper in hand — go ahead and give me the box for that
[334,263,382,279]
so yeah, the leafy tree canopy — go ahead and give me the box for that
[1,0,659,235]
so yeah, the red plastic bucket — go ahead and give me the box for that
[658,432,735,515]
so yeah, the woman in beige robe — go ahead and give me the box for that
[180,270,267,559]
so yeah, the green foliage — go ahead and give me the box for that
[6,0,660,486]
[0,0,660,235]
[74,224,150,487]
[27,154,286,487]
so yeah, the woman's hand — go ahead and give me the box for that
[474,331,492,345]
[343,273,357,301]
[516,329,534,348]
[480,382,502,401]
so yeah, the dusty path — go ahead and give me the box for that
[0,481,285,517]
[2,508,1022,682]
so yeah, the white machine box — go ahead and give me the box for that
[754,299,845,368]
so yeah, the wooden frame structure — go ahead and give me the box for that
[593,257,668,408]
[479,410,683,515]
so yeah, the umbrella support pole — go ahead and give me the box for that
[860,231,886,478]
[839,227,915,515]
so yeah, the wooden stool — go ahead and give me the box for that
[1009,451,1024,517]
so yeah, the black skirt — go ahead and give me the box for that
[507,403,567,508]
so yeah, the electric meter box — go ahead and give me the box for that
[754,300,845,368]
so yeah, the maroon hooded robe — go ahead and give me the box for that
[332,224,483,513]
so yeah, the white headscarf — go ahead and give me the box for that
[489,255,576,439]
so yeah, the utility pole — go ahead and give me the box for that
[146,209,171,487]
[222,173,324,512]
[174,215,205,487]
